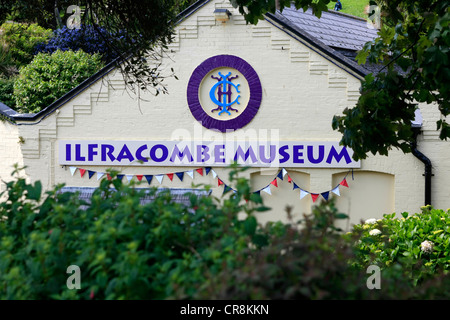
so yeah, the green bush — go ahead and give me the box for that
[13,49,105,113]
[0,22,52,68]
[0,76,16,108]
[1,164,450,300]
[349,206,450,285]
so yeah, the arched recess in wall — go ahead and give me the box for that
[250,169,310,225]
[332,171,394,231]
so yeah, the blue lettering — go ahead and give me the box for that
[75,144,85,161]
[293,145,304,163]
[234,145,257,163]
[88,144,98,162]
[116,145,135,162]
[66,144,71,161]
[150,144,168,163]
[197,145,210,163]
[136,145,149,162]
[259,145,276,163]
[307,145,324,164]
[170,145,194,163]
[101,144,116,162]
[279,145,289,163]
[326,146,352,164]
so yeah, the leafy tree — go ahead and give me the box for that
[13,49,104,113]
[0,0,198,98]
[233,0,450,160]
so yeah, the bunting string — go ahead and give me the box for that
[63,165,354,202]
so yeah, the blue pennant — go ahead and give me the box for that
[175,172,184,181]
[117,174,124,181]
[205,167,212,175]
[145,175,153,184]
[254,190,261,195]
[88,170,95,179]
[321,191,330,201]
[293,183,300,190]
[223,185,233,194]
[277,170,283,180]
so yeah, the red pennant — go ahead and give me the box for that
[271,179,278,187]
[340,178,349,188]
[311,193,319,203]
[196,168,203,176]
[218,179,224,186]
[287,175,292,183]
[167,173,174,181]
[136,175,143,181]
[107,174,112,181]
[79,169,86,178]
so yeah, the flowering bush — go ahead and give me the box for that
[34,26,120,63]
[349,206,450,285]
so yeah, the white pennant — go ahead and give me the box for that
[186,170,194,179]
[155,174,164,184]
[300,189,309,199]
[332,186,340,196]
[282,168,288,178]
[262,185,272,195]
[211,169,217,178]
[69,167,77,176]
[126,175,133,182]
[97,172,105,180]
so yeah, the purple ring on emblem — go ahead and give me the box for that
[187,55,262,132]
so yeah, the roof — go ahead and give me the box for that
[278,6,378,52]
[0,0,379,122]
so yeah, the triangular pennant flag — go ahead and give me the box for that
[145,175,153,184]
[271,179,278,187]
[293,182,300,190]
[332,186,340,196]
[311,193,319,203]
[262,185,272,195]
[186,170,194,179]
[88,170,95,179]
[282,168,288,178]
[175,172,184,181]
[276,171,283,180]
[107,173,112,181]
[97,172,105,180]
[79,169,86,178]
[205,167,212,175]
[223,185,232,194]
[300,189,309,199]
[155,175,164,184]
[126,174,133,182]
[196,168,203,176]
[69,167,77,176]
[211,169,217,178]
[340,178,349,188]
[321,191,330,201]
[117,174,124,181]
[167,173,174,181]
[287,175,293,183]
[254,190,261,195]
[136,175,143,182]
[218,179,224,186]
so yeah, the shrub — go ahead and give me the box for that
[0,22,52,68]
[13,49,105,113]
[0,76,16,108]
[34,26,120,63]
[1,164,449,300]
[350,206,450,285]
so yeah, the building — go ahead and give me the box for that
[0,0,447,228]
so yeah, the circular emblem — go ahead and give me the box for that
[187,55,262,132]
